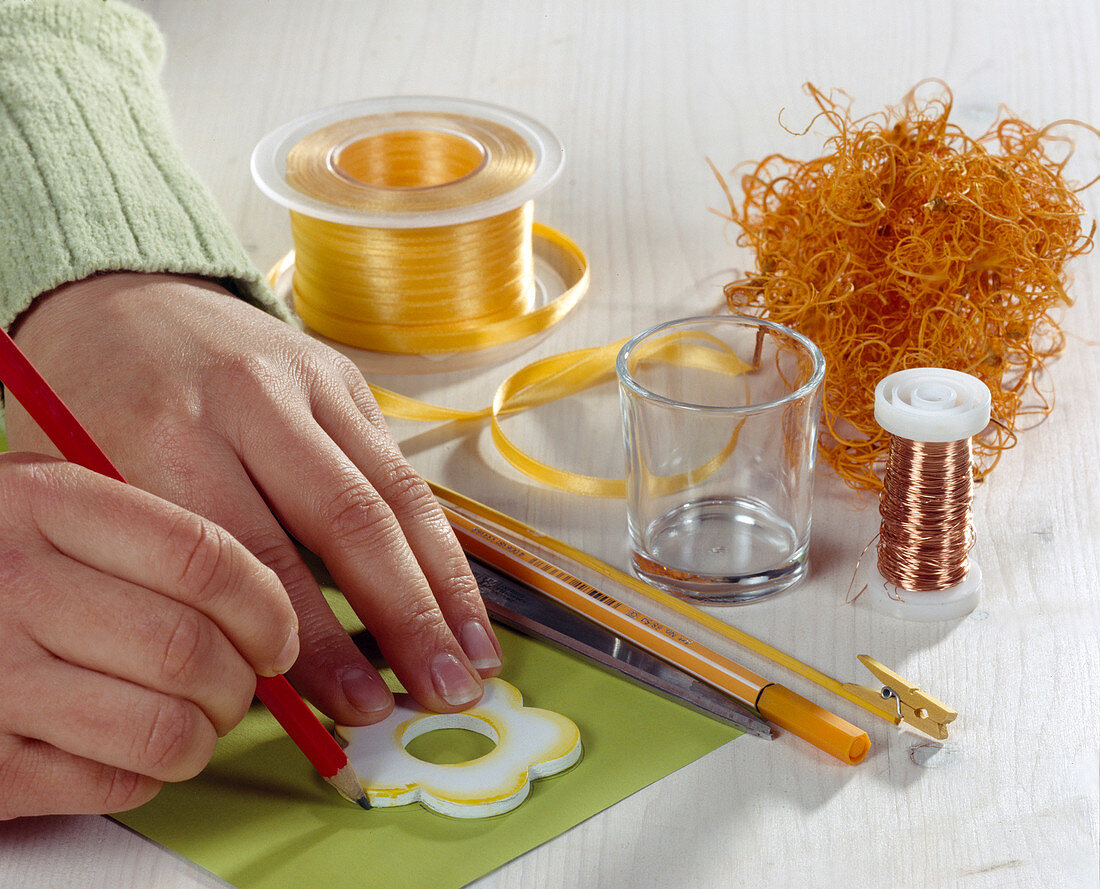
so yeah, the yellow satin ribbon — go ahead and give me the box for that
[372,338,627,496]
[270,222,748,497]
[286,112,537,213]
[291,219,590,354]
[283,112,589,354]
[273,108,748,495]
[372,332,751,498]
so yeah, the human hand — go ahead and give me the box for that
[0,453,299,819]
[6,273,502,726]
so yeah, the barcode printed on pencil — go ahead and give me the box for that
[541,560,626,608]
[545,564,596,594]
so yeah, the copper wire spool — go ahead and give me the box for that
[865,367,992,621]
[876,436,975,591]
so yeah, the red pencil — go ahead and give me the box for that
[0,326,368,809]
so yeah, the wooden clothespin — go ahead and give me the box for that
[842,655,958,740]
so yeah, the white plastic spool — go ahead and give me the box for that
[864,368,991,622]
[250,95,564,229]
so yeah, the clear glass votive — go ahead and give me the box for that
[616,315,825,604]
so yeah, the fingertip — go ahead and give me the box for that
[257,564,302,676]
[458,620,502,674]
[474,661,503,679]
[103,772,163,815]
[429,651,484,709]
[266,626,301,677]
[336,665,394,724]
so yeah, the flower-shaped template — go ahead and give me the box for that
[335,678,582,818]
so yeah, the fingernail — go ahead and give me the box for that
[272,627,300,675]
[459,621,501,671]
[430,652,482,707]
[340,666,392,717]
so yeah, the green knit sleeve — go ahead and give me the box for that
[0,0,289,331]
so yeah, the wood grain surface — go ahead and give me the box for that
[1,2,1097,887]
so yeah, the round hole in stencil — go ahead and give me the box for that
[333,129,486,189]
[401,714,499,765]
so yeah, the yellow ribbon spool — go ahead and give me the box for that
[251,97,589,355]
[256,99,748,496]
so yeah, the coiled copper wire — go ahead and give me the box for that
[876,436,975,592]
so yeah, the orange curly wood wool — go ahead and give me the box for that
[713,82,1096,491]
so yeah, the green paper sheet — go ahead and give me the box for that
[117,583,741,889]
[0,414,740,886]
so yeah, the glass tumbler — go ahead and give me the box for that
[616,315,825,603]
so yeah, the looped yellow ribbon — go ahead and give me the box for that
[271,250,750,497]
[372,338,627,496]
[371,331,751,498]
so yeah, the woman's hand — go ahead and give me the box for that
[0,454,299,819]
[5,272,502,727]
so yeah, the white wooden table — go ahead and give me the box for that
[2,2,1097,887]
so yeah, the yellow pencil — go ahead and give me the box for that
[443,504,870,765]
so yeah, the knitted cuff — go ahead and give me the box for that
[0,0,288,332]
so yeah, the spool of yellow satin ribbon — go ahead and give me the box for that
[257,99,748,496]
[251,97,589,354]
